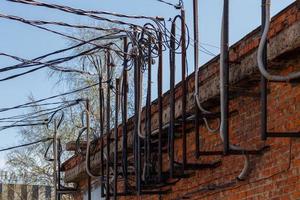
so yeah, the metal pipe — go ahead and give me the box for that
[257,0,300,81]
[113,79,120,200]
[181,8,187,171]
[57,138,61,200]
[193,0,201,158]
[193,0,220,148]
[157,32,163,182]
[133,32,141,194]
[169,21,176,178]
[260,0,268,141]
[53,120,58,200]
[220,0,230,154]
[137,51,142,194]
[220,0,251,180]
[145,36,152,183]
[99,87,105,197]
[122,37,128,193]
[86,99,92,200]
[106,50,111,200]
[88,177,91,200]
[133,46,139,194]
[98,65,105,197]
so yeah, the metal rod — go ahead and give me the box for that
[157,32,163,182]
[57,138,61,200]
[88,177,91,200]
[106,50,111,200]
[199,146,269,155]
[86,99,91,200]
[98,66,105,197]
[193,0,201,159]
[261,0,268,141]
[145,36,152,183]
[267,132,300,138]
[220,0,230,154]
[169,21,176,178]
[122,37,129,193]
[99,81,105,197]
[113,79,120,200]
[137,49,142,195]
[181,8,187,171]
[133,31,141,194]
[53,120,58,200]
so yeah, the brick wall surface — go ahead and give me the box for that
[65,1,300,200]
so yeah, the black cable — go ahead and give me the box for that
[0,84,97,114]
[7,0,151,29]
[0,102,81,133]
[0,31,121,73]
[8,0,159,20]
[0,45,104,81]
[0,52,93,75]
[155,0,182,9]
[0,122,47,131]
[0,13,127,33]
[0,99,80,112]
[0,137,52,152]
[0,14,130,57]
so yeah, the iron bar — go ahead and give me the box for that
[261,0,268,141]
[99,81,105,197]
[198,146,270,156]
[133,29,141,194]
[88,177,91,200]
[181,8,187,171]
[169,21,176,178]
[137,48,142,195]
[193,0,201,159]
[106,50,111,200]
[267,132,300,137]
[86,99,91,200]
[133,44,139,195]
[122,37,129,193]
[53,119,58,200]
[113,79,120,200]
[220,0,230,154]
[98,63,105,197]
[57,138,61,200]
[157,32,163,182]
[145,35,152,183]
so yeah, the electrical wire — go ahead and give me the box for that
[0,84,97,114]
[0,137,52,152]
[7,0,159,30]
[8,0,160,20]
[0,101,80,131]
[0,13,127,33]
[0,14,130,57]
[0,47,100,82]
[0,52,93,76]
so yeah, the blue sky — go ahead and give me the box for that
[0,0,295,168]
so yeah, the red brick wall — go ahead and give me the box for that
[111,60,299,200]
[72,69,300,200]
[69,2,300,200]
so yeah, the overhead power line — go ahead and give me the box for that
[0,137,52,152]
[0,84,97,113]
[7,0,157,28]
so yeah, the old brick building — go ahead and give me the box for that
[61,1,300,199]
